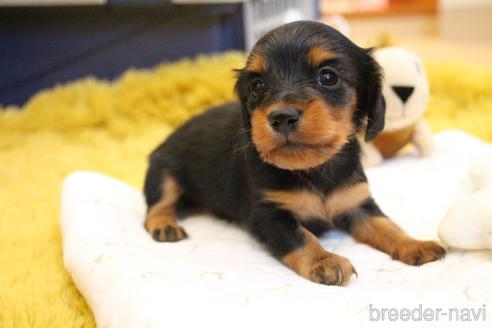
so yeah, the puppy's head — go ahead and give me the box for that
[235,21,385,170]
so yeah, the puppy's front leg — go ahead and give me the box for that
[248,205,356,285]
[334,199,446,265]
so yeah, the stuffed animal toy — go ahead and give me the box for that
[362,47,435,167]
[438,154,492,251]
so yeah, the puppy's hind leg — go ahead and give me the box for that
[144,165,188,242]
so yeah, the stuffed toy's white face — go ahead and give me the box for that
[374,47,429,131]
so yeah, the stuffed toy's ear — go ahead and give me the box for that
[358,49,386,141]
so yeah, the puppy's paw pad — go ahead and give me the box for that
[393,240,446,266]
[308,255,356,286]
[147,222,188,242]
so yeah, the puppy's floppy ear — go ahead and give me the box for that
[233,68,252,131]
[358,49,386,141]
[365,94,386,141]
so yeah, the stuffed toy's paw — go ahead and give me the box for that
[438,187,492,250]
[438,154,492,251]
[412,120,435,157]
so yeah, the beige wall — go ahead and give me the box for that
[440,0,492,10]
[342,2,492,45]
[438,5,492,43]
[330,1,492,67]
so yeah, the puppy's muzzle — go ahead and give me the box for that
[268,108,302,137]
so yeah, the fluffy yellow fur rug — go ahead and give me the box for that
[0,52,490,327]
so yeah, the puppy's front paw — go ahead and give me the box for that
[308,254,357,286]
[392,240,446,266]
[145,217,188,242]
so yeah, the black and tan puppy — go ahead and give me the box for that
[144,21,445,285]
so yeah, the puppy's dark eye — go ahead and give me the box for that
[318,69,339,87]
[250,79,265,98]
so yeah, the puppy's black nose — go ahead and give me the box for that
[268,109,301,135]
[392,86,414,104]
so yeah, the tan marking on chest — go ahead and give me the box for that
[264,182,371,222]
[264,189,326,220]
[325,183,370,218]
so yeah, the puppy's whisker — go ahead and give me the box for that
[233,141,255,155]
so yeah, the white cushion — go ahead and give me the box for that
[61,131,492,328]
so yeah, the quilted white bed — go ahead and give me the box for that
[61,131,492,328]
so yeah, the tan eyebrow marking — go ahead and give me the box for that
[307,46,336,66]
[245,52,267,73]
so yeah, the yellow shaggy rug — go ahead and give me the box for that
[0,52,491,328]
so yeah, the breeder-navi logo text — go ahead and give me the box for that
[369,304,487,322]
